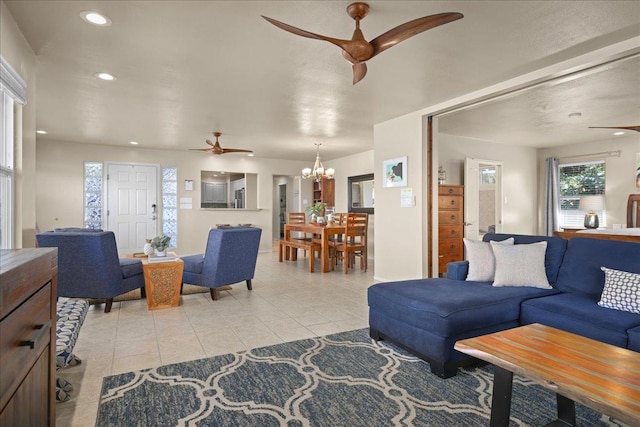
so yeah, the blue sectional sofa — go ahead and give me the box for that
[368,233,640,378]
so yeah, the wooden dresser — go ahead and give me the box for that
[0,248,57,426]
[438,185,464,275]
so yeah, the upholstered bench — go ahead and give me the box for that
[55,298,89,401]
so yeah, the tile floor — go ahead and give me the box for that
[55,244,375,426]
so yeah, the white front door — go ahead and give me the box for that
[106,163,159,254]
[464,158,503,241]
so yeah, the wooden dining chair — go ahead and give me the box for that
[628,194,640,228]
[332,212,346,225]
[351,213,369,271]
[288,212,312,257]
[330,213,367,274]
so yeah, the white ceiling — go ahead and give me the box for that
[5,1,640,161]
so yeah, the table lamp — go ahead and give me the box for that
[580,195,604,229]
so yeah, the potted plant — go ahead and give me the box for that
[150,234,171,256]
[305,202,327,223]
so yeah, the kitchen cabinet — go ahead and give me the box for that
[202,182,228,204]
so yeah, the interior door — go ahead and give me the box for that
[464,158,503,241]
[106,163,159,254]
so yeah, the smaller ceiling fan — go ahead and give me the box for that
[588,125,640,133]
[190,132,253,155]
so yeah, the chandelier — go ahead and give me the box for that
[302,143,335,182]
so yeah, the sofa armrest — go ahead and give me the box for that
[446,261,468,280]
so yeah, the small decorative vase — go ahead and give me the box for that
[155,249,166,257]
[310,213,317,223]
[143,240,154,256]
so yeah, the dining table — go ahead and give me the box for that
[283,223,346,273]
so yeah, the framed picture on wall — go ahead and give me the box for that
[382,156,407,188]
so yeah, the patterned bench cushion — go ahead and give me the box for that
[56,298,89,369]
[55,298,89,401]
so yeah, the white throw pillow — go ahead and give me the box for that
[598,267,640,314]
[491,241,551,289]
[464,237,514,282]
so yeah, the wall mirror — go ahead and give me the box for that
[348,173,374,214]
[200,171,258,209]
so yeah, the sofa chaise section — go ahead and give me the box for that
[369,234,568,378]
[368,278,558,378]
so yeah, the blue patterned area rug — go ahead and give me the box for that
[96,328,624,427]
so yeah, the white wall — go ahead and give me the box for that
[438,133,539,235]
[1,2,37,247]
[537,135,640,230]
[374,114,426,282]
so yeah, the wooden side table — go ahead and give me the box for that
[141,257,184,310]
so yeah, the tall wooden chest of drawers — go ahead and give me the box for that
[438,185,464,275]
[0,248,57,426]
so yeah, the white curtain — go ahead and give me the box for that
[544,157,560,236]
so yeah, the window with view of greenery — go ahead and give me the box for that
[559,161,606,227]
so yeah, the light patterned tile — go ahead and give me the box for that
[274,327,318,343]
[160,348,207,366]
[111,351,161,375]
[240,332,283,350]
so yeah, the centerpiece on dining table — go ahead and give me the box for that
[306,202,327,225]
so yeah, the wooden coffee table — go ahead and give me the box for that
[455,323,640,426]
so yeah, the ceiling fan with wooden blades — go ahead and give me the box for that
[588,125,640,133]
[262,2,463,85]
[190,132,253,155]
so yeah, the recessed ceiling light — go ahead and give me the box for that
[129,141,139,145]
[96,72,116,81]
[36,130,48,134]
[568,112,582,119]
[80,11,112,26]
[248,153,255,157]
[613,131,625,136]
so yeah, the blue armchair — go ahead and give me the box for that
[182,227,262,301]
[36,230,145,313]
